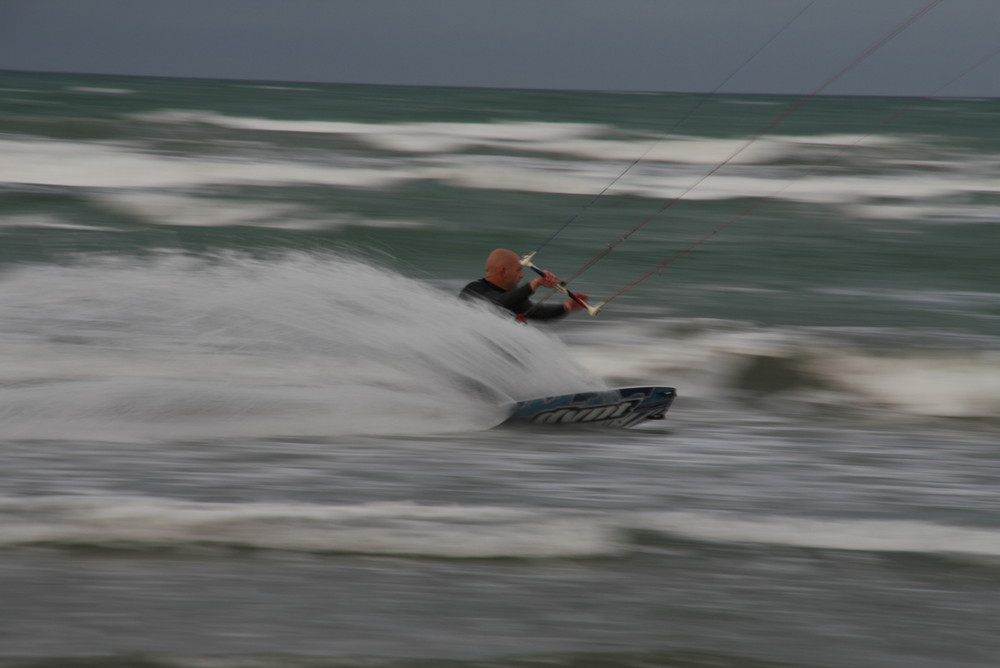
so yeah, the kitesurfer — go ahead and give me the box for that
[459,248,590,321]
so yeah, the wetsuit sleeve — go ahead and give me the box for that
[523,302,568,321]
[459,279,567,321]
[493,283,534,310]
[496,284,568,320]
[459,280,531,308]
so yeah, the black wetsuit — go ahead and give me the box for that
[459,279,567,321]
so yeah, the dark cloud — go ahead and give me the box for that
[1,0,996,96]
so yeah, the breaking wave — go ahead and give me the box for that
[8,110,996,218]
[569,318,1000,419]
[3,496,998,563]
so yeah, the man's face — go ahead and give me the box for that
[499,259,523,290]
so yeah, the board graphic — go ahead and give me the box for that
[503,386,676,428]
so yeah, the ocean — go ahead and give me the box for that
[1,70,998,668]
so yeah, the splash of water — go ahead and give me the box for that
[0,251,598,441]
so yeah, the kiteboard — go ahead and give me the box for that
[502,386,676,428]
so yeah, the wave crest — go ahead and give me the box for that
[4,497,998,563]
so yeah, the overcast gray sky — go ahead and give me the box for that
[1,0,997,96]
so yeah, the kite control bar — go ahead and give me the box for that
[520,253,602,317]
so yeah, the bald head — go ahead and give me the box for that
[484,248,524,290]
[486,248,519,272]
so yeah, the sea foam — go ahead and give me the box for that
[3,496,998,562]
[0,252,597,441]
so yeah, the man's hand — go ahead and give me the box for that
[529,270,559,291]
[564,293,590,312]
